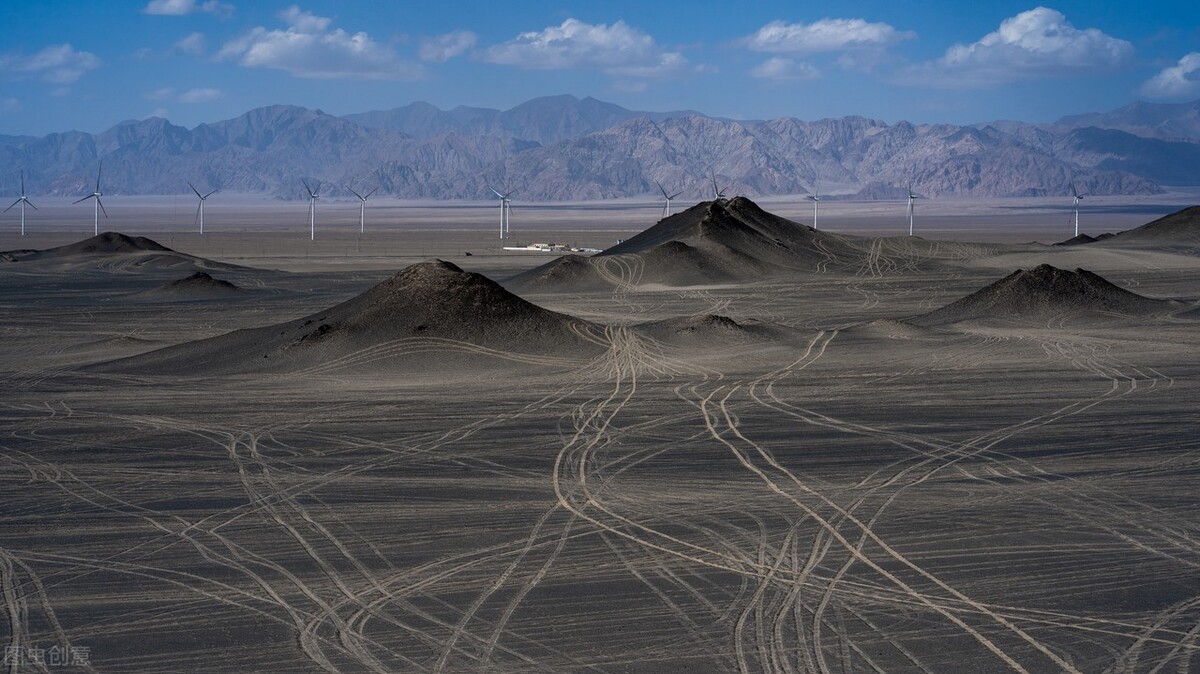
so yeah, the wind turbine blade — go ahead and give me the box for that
[25,200,36,211]
[20,171,25,196]
[96,162,102,192]
[490,187,504,199]
[97,198,108,219]
[670,190,683,200]
[365,188,377,199]
[3,199,19,213]
[655,180,670,199]
[72,195,92,205]
[302,179,313,197]
[204,189,218,198]
[347,186,364,201]
[188,181,203,199]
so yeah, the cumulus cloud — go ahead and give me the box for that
[750,57,821,81]
[144,0,233,18]
[0,97,19,112]
[483,18,686,77]
[744,18,913,54]
[144,87,176,100]
[419,30,477,62]
[174,32,207,55]
[901,7,1133,88]
[217,5,423,79]
[144,86,222,103]
[178,87,223,103]
[0,44,101,84]
[1140,52,1200,99]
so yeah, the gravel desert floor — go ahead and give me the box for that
[1,195,1199,672]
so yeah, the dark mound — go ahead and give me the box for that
[1054,233,1099,246]
[92,259,605,375]
[139,272,243,299]
[52,231,173,255]
[506,254,611,292]
[914,264,1179,325]
[1110,205,1200,243]
[846,319,937,340]
[635,313,791,346]
[1,231,243,271]
[511,196,874,290]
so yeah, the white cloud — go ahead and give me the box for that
[146,107,169,119]
[901,7,1133,88]
[419,30,477,62]
[483,18,686,77]
[174,32,207,55]
[744,18,913,54]
[0,44,101,84]
[144,0,233,19]
[1140,52,1200,99]
[217,5,423,79]
[144,87,176,100]
[0,97,19,112]
[178,87,223,103]
[751,57,821,81]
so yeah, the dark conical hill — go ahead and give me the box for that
[914,264,1178,325]
[1,231,244,271]
[510,196,884,291]
[92,259,605,375]
[54,232,173,255]
[634,313,795,347]
[146,271,243,297]
[1110,205,1200,243]
[1054,233,1099,246]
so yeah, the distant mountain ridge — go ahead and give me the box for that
[1055,100,1200,142]
[1,95,1197,201]
[343,94,705,145]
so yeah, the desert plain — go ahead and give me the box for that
[1,192,1199,673]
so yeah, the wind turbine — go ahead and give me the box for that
[72,163,106,235]
[655,179,683,219]
[906,183,919,236]
[188,182,217,235]
[4,171,37,236]
[303,180,320,240]
[806,179,820,231]
[490,187,514,239]
[347,185,377,234]
[710,172,727,200]
[1071,183,1087,237]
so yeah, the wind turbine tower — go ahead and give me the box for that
[73,164,106,235]
[906,184,919,236]
[348,186,377,234]
[4,171,37,236]
[490,187,514,239]
[188,182,217,234]
[1071,183,1087,237]
[303,180,320,240]
[806,180,820,230]
[710,172,727,200]
[655,180,683,219]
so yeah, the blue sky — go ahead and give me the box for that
[1,0,1198,135]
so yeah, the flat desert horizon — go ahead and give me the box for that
[2,194,1199,672]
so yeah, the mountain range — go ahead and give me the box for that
[1,95,1197,201]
